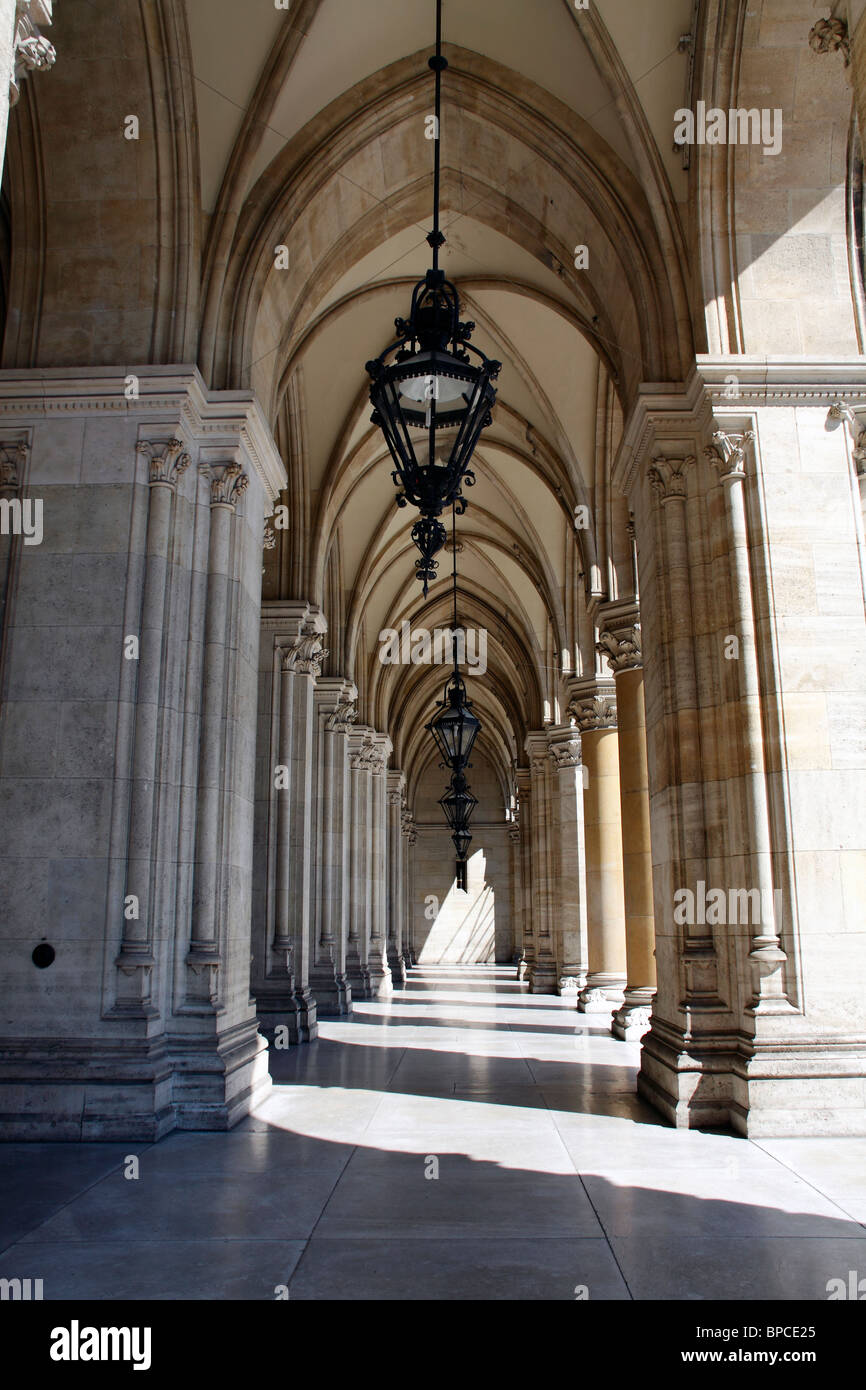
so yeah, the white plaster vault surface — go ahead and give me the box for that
[1,967,865,1301]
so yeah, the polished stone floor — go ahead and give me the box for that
[2,964,865,1300]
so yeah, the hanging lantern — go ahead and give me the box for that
[363,0,500,596]
[426,670,481,771]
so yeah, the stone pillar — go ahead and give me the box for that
[546,725,588,999]
[310,678,356,1016]
[508,819,523,968]
[0,368,285,1138]
[113,440,189,1014]
[515,767,534,979]
[569,689,627,1015]
[368,732,393,998]
[386,771,407,987]
[598,611,656,1040]
[346,727,374,999]
[253,602,327,1043]
[524,733,558,993]
[401,807,417,967]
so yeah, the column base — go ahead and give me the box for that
[638,1016,866,1135]
[611,987,655,1041]
[579,972,627,1014]
[256,987,319,1044]
[309,965,352,1017]
[557,973,586,1005]
[346,958,393,1001]
[0,1016,272,1140]
[388,945,407,988]
[528,959,558,994]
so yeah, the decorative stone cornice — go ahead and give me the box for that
[647,455,696,503]
[569,695,617,731]
[705,429,755,482]
[808,16,850,64]
[138,438,190,490]
[10,2,56,107]
[0,440,27,493]
[0,368,287,504]
[597,624,642,674]
[209,462,249,509]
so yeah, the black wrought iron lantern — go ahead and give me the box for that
[426,670,480,771]
[439,771,477,893]
[364,0,500,595]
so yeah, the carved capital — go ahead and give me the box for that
[209,462,249,509]
[138,438,190,490]
[263,520,277,551]
[808,16,850,65]
[282,630,327,678]
[10,2,56,107]
[597,624,642,674]
[854,427,866,479]
[325,700,356,733]
[705,429,755,482]
[647,455,695,503]
[568,695,617,731]
[0,440,27,493]
[508,824,521,843]
[548,736,582,770]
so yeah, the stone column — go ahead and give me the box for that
[368,732,393,998]
[253,604,327,1042]
[569,688,627,1015]
[515,767,534,979]
[508,819,523,968]
[386,771,407,987]
[0,439,25,688]
[401,808,417,967]
[598,612,657,1040]
[524,733,558,992]
[185,463,251,1010]
[114,439,189,1014]
[310,678,356,1016]
[546,725,588,999]
[346,727,374,999]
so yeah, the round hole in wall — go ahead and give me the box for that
[32,943,55,969]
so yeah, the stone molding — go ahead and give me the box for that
[137,438,190,490]
[10,1,56,107]
[0,367,287,503]
[614,358,866,495]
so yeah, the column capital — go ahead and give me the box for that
[314,676,358,730]
[11,2,56,108]
[569,694,617,731]
[647,454,696,503]
[597,623,642,674]
[137,438,190,491]
[0,440,27,494]
[705,428,755,482]
[207,462,249,510]
[546,725,582,769]
[282,628,327,678]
